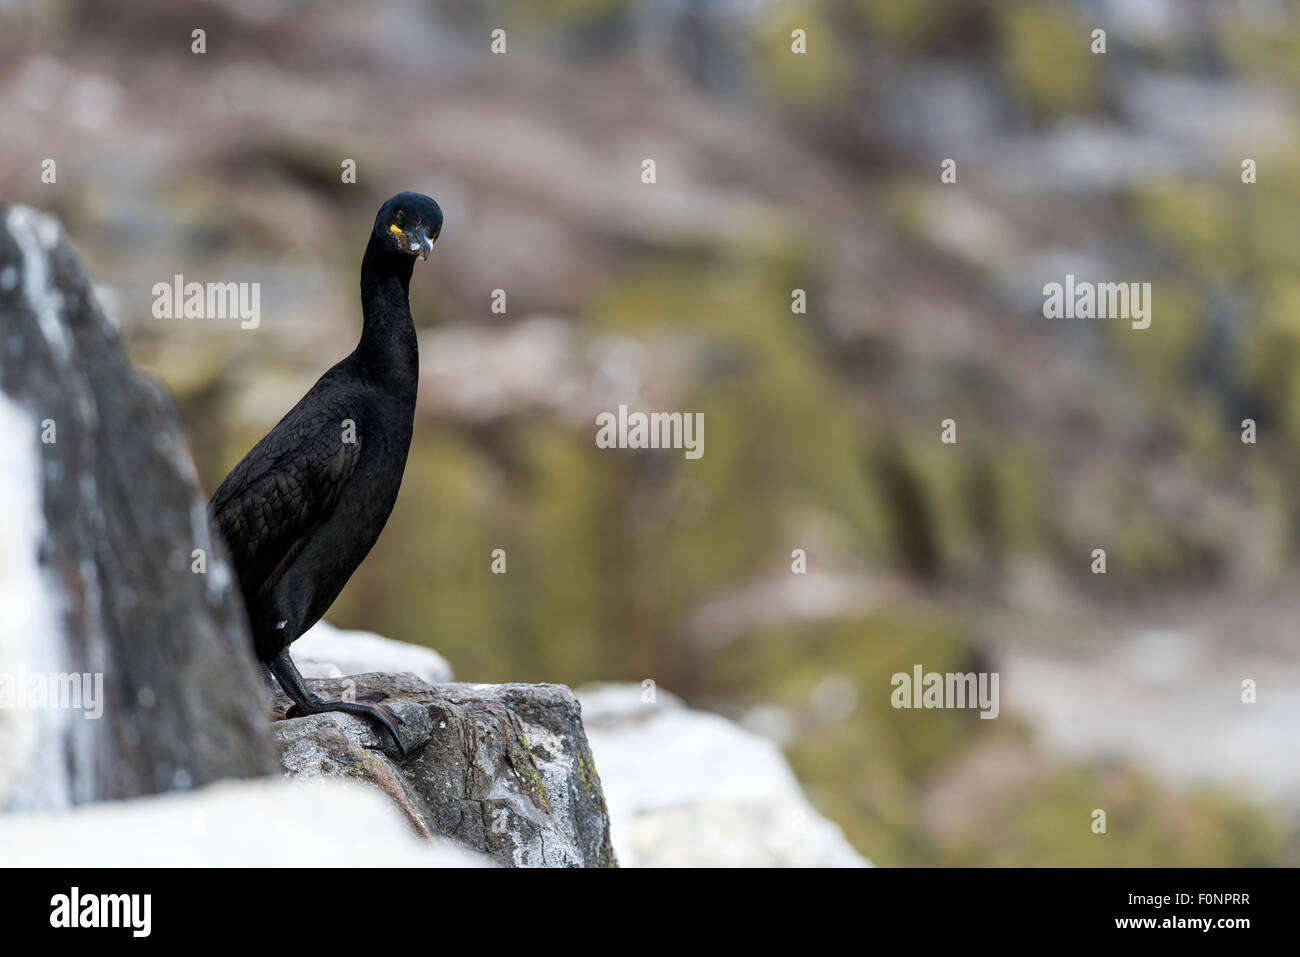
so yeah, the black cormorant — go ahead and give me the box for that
[209,191,443,755]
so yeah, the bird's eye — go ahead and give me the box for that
[395,211,405,228]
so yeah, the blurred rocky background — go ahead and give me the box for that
[2,0,1299,864]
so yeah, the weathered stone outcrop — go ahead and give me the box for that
[0,205,275,810]
[273,673,617,867]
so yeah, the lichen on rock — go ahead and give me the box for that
[272,672,617,868]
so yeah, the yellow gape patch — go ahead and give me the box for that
[389,224,406,241]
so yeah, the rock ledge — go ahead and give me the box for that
[273,673,617,868]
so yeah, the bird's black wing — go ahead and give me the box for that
[209,390,363,602]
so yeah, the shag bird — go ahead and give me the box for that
[209,192,442,755]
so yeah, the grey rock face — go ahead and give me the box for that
[0,205,275,810]
[273,673,617,867]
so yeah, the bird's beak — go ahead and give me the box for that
[409,224,435,261]
[390,223,436,260]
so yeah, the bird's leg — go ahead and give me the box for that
[262,652,386,703]
[260,661,290,720]
[267,649,407,757]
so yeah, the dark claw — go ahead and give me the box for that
[288,689,389,714]
[352,700,407,757]
[284,697,407,757]
[361,700,404,728]
[267,652,407,757]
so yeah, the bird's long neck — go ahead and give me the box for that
[356,234,419,397]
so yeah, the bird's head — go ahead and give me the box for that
[374,192,442,261]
